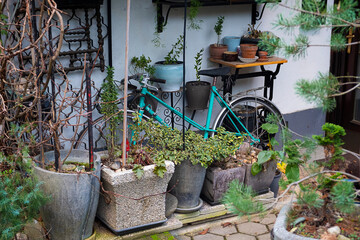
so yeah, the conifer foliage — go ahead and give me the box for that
[0,146,48,240]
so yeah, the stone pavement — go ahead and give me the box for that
[171,212,277,240]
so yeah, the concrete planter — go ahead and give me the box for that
[97,161,175,235]
[272,204,318,240]
[34,149,101,240]
[201,166,246,205]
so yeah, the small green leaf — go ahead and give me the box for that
[132,164,144,179]
[270,138,279,147]
[257,151,273,165]
[153,165,166,178]
[261,123,279,134]
[251,162,262,176]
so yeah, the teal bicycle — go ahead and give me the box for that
[75,67,285,150]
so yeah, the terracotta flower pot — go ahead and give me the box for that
[209,44,228,59]
[240,44,258,58]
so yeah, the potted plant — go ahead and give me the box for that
[209,16,228,59]
[169,128,243,212]
[140,119,243,213]
[153,35,184,92]
[224,123,360,239]
[202,119,281,205]
[95,71,175,234]
[185,48,211,110]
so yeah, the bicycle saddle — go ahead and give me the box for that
[198,67,231,77]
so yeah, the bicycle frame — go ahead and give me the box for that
[135,85,260,143]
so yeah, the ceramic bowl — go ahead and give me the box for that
[223,51,238,61]
[238,56,259,63]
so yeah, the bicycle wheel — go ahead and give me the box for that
[212,96,286,150]
[74,110,148,151]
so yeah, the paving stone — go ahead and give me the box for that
[236,222,268,236]
[267,223,274,231]
[226,233,256,240]
[257,233,271,240]
[209,225,237,236]
[260,214,277,225]
[193,233,223,240]
[176,235,192,240]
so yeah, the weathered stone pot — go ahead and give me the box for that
[34,149,101,240]
[244,159,277,194]
[272,204,318,240]
[201,166,246,205]
[97,161,175,235]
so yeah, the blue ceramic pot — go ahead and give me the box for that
[154,61,183,92]
[223,36,241,52]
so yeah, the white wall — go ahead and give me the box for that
[108,0,332,118]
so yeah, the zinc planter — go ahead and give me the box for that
[97,161,175,235]
[244,159,277,194]
[34,149,101,240]
[185,81,211,110]
[201,166,246,205]
[168,159,206,213]
[154,61,183,92]
[272,204,318,240]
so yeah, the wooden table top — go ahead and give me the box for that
[209,57,288,69]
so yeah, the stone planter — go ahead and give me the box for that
[97,161,175,235]
[201,166,246,205]
[244,159,277,194]
[34,150,101,240]
[272,204,318,240]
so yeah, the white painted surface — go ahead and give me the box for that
[60,0,331,136]
[106,0,331,117]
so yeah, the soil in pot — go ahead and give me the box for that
[185,81,211,110]
[286,203,360,239]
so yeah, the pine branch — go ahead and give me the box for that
[277,2,360,28]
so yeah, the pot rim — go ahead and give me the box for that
[33,149,101,175]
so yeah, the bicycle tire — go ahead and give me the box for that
[212,96,286,150]
[74,110,148,151]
